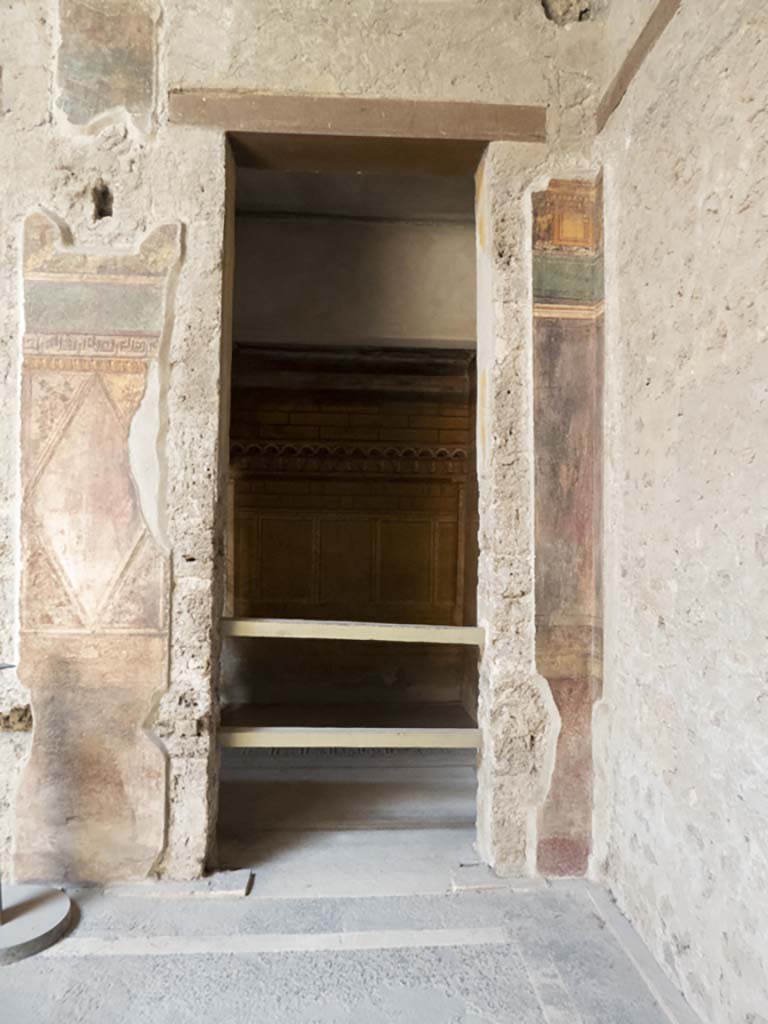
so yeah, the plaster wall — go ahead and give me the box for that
[598,0,658,89]
[167,1,552,106]
[0,0,599,882]
[234,218,476,347]
[0,1,231,879]
[593,1,768,1021]
[165,1,604,151]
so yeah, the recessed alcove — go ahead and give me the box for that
[217,160,480,864]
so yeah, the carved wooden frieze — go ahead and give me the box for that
[230,441,469,479]
[15,213,180,882]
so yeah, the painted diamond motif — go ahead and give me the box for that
[32,375,143,624]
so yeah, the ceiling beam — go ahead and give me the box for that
[168,90,547,145]
[597,0,682,132]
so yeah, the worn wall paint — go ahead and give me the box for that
[0,0,614,884]
[0,0,231,881]
[0,0,605,883]
[593,1,768,1022]
[533,178,603,876]
[56,0,158,131]
[14,214,179,882]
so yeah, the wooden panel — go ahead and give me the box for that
[436,521,460,606]
[222,702,477,727]
[220,725,480,749]
[228,347,475,627]
[259,517,314,603]
[168,90,547,143]
[221,636,468,705]
[235,506,464,625]
[233,515,259,615]
[378,520,432,604]
[319,519,372,605]
[220,701,480,749]
[231,367,470,395]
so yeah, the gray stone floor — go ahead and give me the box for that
[0,752,692,1023]
[217,748,481,899]
[0,881,688,1024]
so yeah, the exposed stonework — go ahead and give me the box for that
[593,1,768,1022]
[0,0,602,888]
[56,0,157,131]
[542,0,593,26]
[475,145,561,875]
[0,705,32,732]
[14,213,180,882]
[1,1,231,886]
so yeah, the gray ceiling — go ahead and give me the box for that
[236,169,475,223]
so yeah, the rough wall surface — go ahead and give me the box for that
[598,0,658,89]
[168,1,550,105]
[165,1,604,151]
[475,145,560,875]
[593,2,768,1021]
[15,213,179,882]
[0,0,230,880]
[0,0,604,882]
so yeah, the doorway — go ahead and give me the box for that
[216,156,483,890]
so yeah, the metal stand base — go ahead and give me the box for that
[0,885,72,965]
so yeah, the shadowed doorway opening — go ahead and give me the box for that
[217,156,482,882]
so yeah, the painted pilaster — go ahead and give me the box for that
[532,178,604,875]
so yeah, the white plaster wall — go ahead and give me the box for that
[593,2,768,1021]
